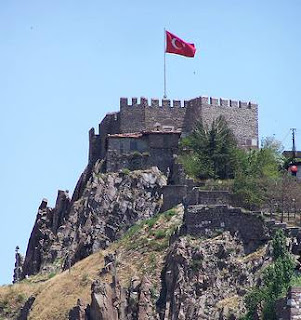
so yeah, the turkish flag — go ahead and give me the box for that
[165,31,196,58]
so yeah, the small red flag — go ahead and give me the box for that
[165,31,196,58]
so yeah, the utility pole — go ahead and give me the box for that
[291,128,297,158]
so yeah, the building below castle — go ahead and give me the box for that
[89,96,258,173]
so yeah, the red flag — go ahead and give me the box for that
[165,31,196,58]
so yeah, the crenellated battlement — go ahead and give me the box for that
[89,93,258,165]
[196,96,257,109]
[120,97,188,108]
[121,96,258,110]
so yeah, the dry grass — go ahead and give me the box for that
[115,205,183,287]
[0,282,42,319]
[0,248,106,320]
[239,245,268,263]
[28,251,104,320]
[0,205,184,320]
[216,295,240,309]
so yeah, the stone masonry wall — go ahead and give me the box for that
[287,287,301,319]
[98,113,120,158]
[182,205,269,251]
[89,112,120,164]
[120,97,187,133]
[182,97,203,134]
[119,96,258,148]
[106,133,180,173]
[188,96,258,148]
[160,185,187,213]
[107,137,148,155]
[187,190,232,206]
[91,95,258,166]
[89,128,102,165]
[120,98,146,133]
[144,99,187,131]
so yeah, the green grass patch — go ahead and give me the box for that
[48,272,56,279]
[162,209,177,221]
[145,216,159,229]
[153,229,166,239]
[148,239,169,252]
[121,168,131,175]
[125,223,143,238]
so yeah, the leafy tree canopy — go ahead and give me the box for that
[179,116,237,180]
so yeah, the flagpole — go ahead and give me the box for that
[164,28,167,98]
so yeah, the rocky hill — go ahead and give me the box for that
[0,152,282,320]
[0,202,272,319]
[21,163,166,279]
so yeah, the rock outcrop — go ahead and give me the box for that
[21,164,166,278]
[22,192,71,277]
[68,299,87,320]
[13,247,23,283]
[89,253,156,320]
[157,232,271,319]
[16,296,35,320]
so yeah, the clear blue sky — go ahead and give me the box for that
[1,0,300,284]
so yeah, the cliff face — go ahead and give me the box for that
[5,158,282,320]
[84,230,271,320]
[157,233,270,319]
[2,201,275,320]
[22,163,166,278]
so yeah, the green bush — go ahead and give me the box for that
[243,230,294,319]
[232,144,283,210]
[121,168,131,175]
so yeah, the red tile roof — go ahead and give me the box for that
[108,130,181,139]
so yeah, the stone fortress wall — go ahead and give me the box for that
[185,96,258,148]
[88,95,258,171]
[120,97,187,133]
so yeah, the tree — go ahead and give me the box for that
[233,144,283,210]
[244,230,294,320]
[266,172,301,222]
[179,116,238,180]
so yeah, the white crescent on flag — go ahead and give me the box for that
[165,30,196,58]
[171,38,185,50]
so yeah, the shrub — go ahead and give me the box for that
[243,230,294,319]
[121,168,131,175]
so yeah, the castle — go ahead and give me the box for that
[88,95,258,173]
